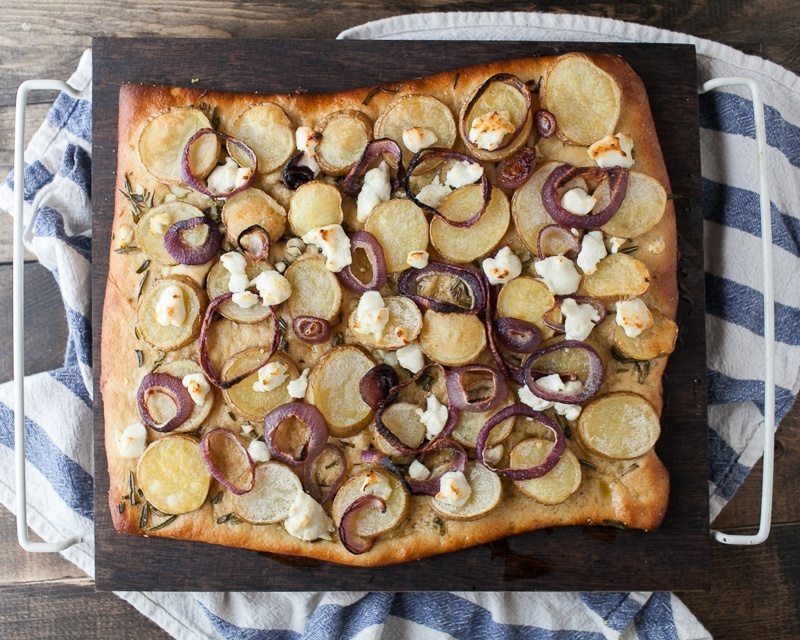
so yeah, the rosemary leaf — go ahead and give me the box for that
[136,270,149,300]
[148,515,178,532]
[135,349,144,368]
[216,513,234,524]
[602,519,628,530]
[118,502,125,514]
[150,352,166,373]
[211,491,224,505]
[619,245,639,254]
[453,72,460,89]
[578,459,598,472]
[281,338,290,352]
[115,246,140,254]
[324,459,340,470]
[416,371,434,392]
[432,516,445,535]
[338,439,355,449]
[138,501,149,529]
[362,85,399,106]
[636,361,651,384]
[621,463,640,477]
[228,411,237,422]
[526,76,543,93]
[136,259,151,274]
[149,505,170,517]
[278,316,288,332]
[128,471,136,506]
[333,332,344,347]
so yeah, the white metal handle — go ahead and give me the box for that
[700,77,775,545]
[14,79,85,552]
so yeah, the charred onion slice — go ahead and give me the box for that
[397,261,486,314]
[495,146,537,189]
[236,225,271,262]
[542,297,608,333]
[483,280,526,384]
[360,450,414,495]
[460,73,532,153]
[182,128,257,198]
[524,340,604,404]
[341,138,404,197]
[199,292,280,389]
[338,494,387,555]
[282,150,315,190]
[536,224,581,260]
[477,405,566,479]
[303,443,347,504]
[292,316,331,344]
[359,364,400,410]
[542,163,628,229]
[445,364,508,413]
[495,317,542,354]
[535,109,557,138]
[137,373,195,433]
[264,402,329,467]
[406,438,468,496]
[199,427,255,495]
[338,231,388,293]
[403,149,490,228]
[163,216,221,265]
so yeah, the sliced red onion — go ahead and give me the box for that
[495,146,537,189]
[542,297,608,333]
[303,443,346,504]
[542,163,628,229]
[292,316,331,344]
[374,396,459,456]
[182,128,257,198]
[476,406,565,479]
[282,151,315,190]
[338,231,388,293]
[137,373,194,433]
[199,292,281,389]
[483,281,526,384]
[406,438,468,496]
[163,216,221,265]
[199,428,255,495]
[338,494,387,555]
[360,450,413,495]
[237,225,270,262]
[342,138,404,197]
[397,261,486,314]
[535,109,557,138]
[536,224,581,260]
[264,402,329,467]
[461,73,532,153]
[359,364,400,411]
[495,317,542,354]
[524,340,604,404]
[445,364,508,413]
[403,149,490,228]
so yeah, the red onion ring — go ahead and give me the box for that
[338,494,387,555]
[163,216,221,265]
[523,340,604,404]
[237,225,270,262]
[199,292,281,389]
[137,373,195,433]
[461,73,532,153]
[341,138,405,197]
[264,402,329,467]
[406,438,468,496]
[181,128,257,198]
[536,224,581,260]
[338,231,388,294]
[535,109,557,138]
[403,149,491,228]
[282,150,315,190]
[199,428,255,495]
[542,163,628,229]
[495,317,542,354]
[494,146,537,189]
[397,261,487,314]
[482,280,526,385]
[542,297,608,333]
[303,443,347,504]
[359,364,400,411]
[476,405,565,480]
[445,364,508,413]
[292,316,331,344]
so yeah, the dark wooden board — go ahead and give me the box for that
[92,38,708,592]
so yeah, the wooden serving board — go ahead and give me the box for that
[92,38,708,591]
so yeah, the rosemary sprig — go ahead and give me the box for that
[136,259,151,274]
[135,349,144,368]
[362,86,399,106]
[148,515,178,532]
[216,513,242,525]
[636,361,651,384]
[138,501,150,529]
[211,491,224,505]
[578,459,598,472]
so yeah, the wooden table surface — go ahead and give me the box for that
[0,2,797,638]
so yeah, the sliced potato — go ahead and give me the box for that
[365,199,428,273]
[315,109,372,176]
[577,392,661,459]
[541,53,621,146]
[613,308,678,361]
[374,94,457,162]
[583,253,650,300]
[332,470,409,537]
[511,439,582,504]
[306,346,375,437]
[598,171,667,238]
[151,359,214,433]
[372,402,426,457]
[229,103,294,174]
[232,461,302,525]
[137,436,211,515]
[206,257,272,323]
[431,185,510,263]
[349,296,422,350]
[138,108,219,185]
[137,275,206,351]
[419,310,486,366]
[452,394,515,449]
[288,181,344,237]
[284,257,342,322]
[137,202,207,266]
[221,188,287,246]
[430,461,502,521]
[222,350,297,423]
[496,276,556,340]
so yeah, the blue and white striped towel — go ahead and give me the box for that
[1,11,799,638]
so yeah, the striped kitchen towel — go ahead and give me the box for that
[1,10,798,637]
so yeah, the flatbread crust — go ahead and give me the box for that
[102,53,675,566]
